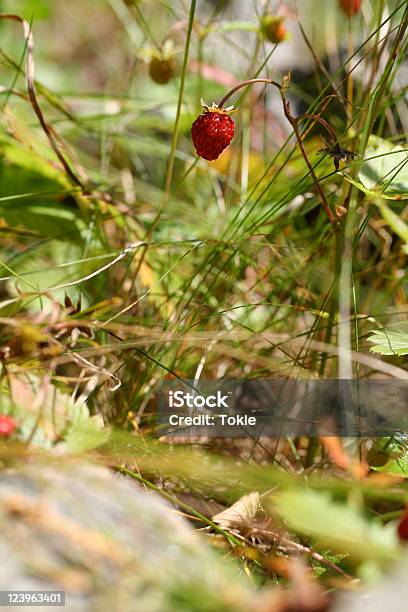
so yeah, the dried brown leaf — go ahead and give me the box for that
[212,491,259,531]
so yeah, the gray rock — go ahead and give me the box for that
[333,556,408,612]
[0,461,253,612]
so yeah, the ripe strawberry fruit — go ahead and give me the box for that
[0,414,17,437]
[398,509,408,542]
[191,103,235,161]
[260,15,287,44]
[340,0,362,16]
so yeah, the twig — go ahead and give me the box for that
[251,526,353,579]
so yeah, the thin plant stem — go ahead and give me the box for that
[296,113,338,143]
[131,0,197,286]
[280,94,338,228]
[346,17,354,125]
[219,77,338,227]
[0,14,86,190]
[218,77,281,108]
[165,0,197,197]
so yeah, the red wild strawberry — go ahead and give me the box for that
[0,414,17,437]
[339,0,362,17]
[191,102,235,161]
[398,509,408,542]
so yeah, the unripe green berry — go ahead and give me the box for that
[260,15,287,44]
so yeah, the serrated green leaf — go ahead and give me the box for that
[368,328,408,356]
[359,136,408,197]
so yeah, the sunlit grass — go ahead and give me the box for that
[0,0,407,591]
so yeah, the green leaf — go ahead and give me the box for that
[0,136,86,240]
[342,174,404,201]
[358,136,408,197]
[4,241,88,313]
[65,405,110,454]
[271,489,400,566]
[368,327,408,356]
[0,139,69,187]
[376,450,408,477]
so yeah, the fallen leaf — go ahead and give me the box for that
[212,491,260,531]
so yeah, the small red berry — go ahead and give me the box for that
[0,414,17,437]
[398,510,408,542]
[260,15,288,44]
[191,105,235,161]
[339,0,362,17]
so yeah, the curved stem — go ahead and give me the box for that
[217,75,337,228]
[218,78,281,108]
[296,113,337,144]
